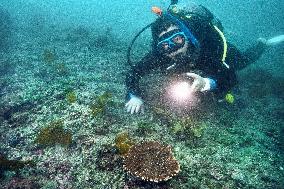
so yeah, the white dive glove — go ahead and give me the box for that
[125,95,144,114]
[185,73,216,92]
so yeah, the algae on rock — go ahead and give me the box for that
[35,120,72,147]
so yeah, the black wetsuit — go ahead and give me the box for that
[125,5,266,100]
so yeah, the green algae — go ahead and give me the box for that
[42,49,69,76]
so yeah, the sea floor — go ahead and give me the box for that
[0,27,283,189]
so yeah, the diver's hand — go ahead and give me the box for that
[125,95,144,114]
[185,73,207,92]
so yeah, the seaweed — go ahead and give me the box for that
[66,90,76,104]
[135,121,154,136]
[54,62,68,76]
[35,120,72,147]
[114,132,135,156]
[42,49,69,76]
[171,117,207,139]
[43,49,56,64]
[90,91,113,117]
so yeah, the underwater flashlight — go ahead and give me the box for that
[170,81,193,101]
[165,78,199,109]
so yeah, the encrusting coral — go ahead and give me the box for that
[123,141,180,183]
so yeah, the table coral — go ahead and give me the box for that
[123,141,180,183]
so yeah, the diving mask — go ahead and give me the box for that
[156,30,188,54]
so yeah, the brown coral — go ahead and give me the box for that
[123,141,180,183]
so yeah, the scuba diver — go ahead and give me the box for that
[125,1,284,114]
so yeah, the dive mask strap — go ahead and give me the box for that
[164,13,200,49]
[152,7,199,49]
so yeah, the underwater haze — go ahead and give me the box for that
[0,0,283,188]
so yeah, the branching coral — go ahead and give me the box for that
[123,141,180,183]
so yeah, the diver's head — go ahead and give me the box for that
[151,14,196,60]
[157,25,189,59]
